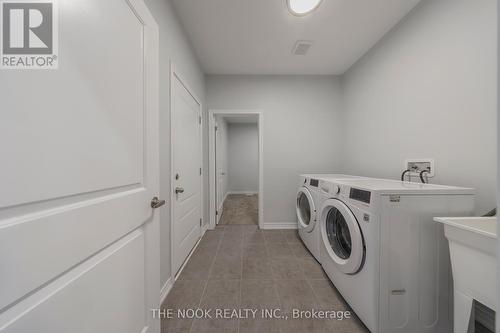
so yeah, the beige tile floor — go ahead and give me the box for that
[161,225,369,333]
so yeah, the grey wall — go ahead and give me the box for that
[228,123,259,193]
[144,0,206,288]
[146,0,496,287]
[207,76,343,224]
[340,0,497,215]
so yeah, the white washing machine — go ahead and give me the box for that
[296,174,362,263]
[317,178,475,333]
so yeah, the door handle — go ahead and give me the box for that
[151,197,166,209]
[175,187,185,194]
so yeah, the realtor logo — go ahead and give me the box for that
[1,0,58,69]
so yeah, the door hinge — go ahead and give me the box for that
[199,116,202,124]
[215,126,218,131]
[200,167,202,175]
[216,210,218,216]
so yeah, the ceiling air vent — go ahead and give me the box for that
[292,40,313,55]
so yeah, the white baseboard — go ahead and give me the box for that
[227,191,258,195]
[160,277,174,306]
[165,226,208,304]
[261,222,298,230]
[173,227,206,281]
[218,192,228,213]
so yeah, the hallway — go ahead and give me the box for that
[161,225,368,333]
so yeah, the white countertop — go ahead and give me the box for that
[434,217,497,239]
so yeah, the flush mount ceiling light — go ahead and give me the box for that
[286,0,323,16]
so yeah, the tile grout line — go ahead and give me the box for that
[262,228,286,333]
[237,227,245,333]
[275,229,314,333]
[292,229,334,331]
[187,229,224,333]
[177,226,352,332]
[304,274,324,312]
[288,232,308,280]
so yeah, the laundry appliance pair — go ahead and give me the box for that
[296,174,362,262]
[296,174,475,333]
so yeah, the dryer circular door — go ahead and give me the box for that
[296,187,316,232]
[320,198,364,274]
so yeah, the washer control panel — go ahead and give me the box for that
[309,178,319,187]
[349,188,371,204]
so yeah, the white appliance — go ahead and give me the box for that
[317,177,475,333]
[296,174,361,263]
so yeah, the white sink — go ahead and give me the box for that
[434,217,497,333]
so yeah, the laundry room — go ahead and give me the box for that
[0,0,497,333]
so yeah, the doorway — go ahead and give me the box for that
[209,110,263,229]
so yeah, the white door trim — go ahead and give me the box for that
[208,109,263,230]
[141,1,161,330]
[170,63,204,282]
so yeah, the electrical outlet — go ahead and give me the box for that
[404,159,435,177]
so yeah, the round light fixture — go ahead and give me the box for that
[286,0,323,16]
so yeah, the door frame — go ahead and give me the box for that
[169,63,204,281]
[141,2,160,331]
[213,118,224,225]
[208,109,264,229]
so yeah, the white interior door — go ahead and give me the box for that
[0,1,160,333]
[171,71,202,275]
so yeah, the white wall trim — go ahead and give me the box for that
[159,278,174,306]
[222,191,229,205]
[160,224,208,312]
[218,191,229,211]
[209,109,264,230]
[216,191,229,225]
[261,222,298,230]
[201,222,209,234]
[170,62,204,283]
[173,227,206,281]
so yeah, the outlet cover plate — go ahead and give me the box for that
[404,159,435,178]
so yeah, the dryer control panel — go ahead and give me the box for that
[349,188,371,204]
[309,178,319,187]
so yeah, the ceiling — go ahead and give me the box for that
[170,0,422,75]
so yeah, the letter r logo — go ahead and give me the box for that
[2,2,53,54]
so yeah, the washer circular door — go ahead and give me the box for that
[320,198,364,274]
[296,187,316,232]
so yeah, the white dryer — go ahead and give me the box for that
[317,178,475,333]
[296,174,361,263]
